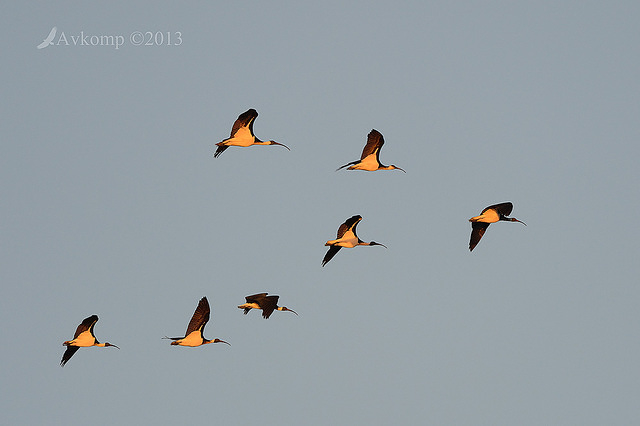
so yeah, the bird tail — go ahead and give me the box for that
[336,161,357,171]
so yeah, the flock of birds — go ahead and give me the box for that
[60,108,526,366]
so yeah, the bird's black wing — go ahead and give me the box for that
[469,222,490,251]
[482,202,513,217]
[245,293,268,303]
[213,145,229,158]
[185,297,210,336]
[322,246,342,267]
[335,222,350,239]
[361,129,384,160]
[230,109,258,137]
[74,315,98,339]
[336,160,359,171]
[243,293,267,315]
[261,295,279,319]
[60,346,79,367]
[336,215,361,239]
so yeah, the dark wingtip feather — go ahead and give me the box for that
[60,346,79,367]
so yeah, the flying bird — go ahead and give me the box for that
[214,108,289,158]
[322,215,387,266]
[164,297,230,347]
[61,315,119,367]
[37,27,57,49]
[336,129,405,172]
[238,293,298,319]
[469,202,526,251]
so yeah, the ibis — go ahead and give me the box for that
[322,215,387,266]
[336,129,405,172]
[469,202,526,251]
[238,293,298,319]
[214,108,289,158]
[164,296,230,347]
[61,315,119,367]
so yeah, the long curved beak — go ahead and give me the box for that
[217,339,231,346]
[109,344,120,349]
[286,308,298,316]
[514,218,527,226]
[396,166,406,173]
[371,241,387,249]
[271,141,290,151]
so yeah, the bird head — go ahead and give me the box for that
[369,241,387,248]
[213,338,231,346]
[105,342,120,349]
[509,218,527,226]
[268,140,290,151]
[281,306,298,316]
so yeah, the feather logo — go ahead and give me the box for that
[37,27,57,49]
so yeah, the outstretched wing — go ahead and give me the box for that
[214,144,229,158]
[185,297,210,336]
[482,202,513,217]
[336,215,361,239]
[261,295,280,319]
[322,246,342,266]
[469,222,490,251]
[60,346,80,367]
[360,129,384,160]
[74,315,98,339]
[230,109,258,137]
[245,293,268,303]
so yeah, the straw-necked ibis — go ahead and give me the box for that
[322,215,387,266]
[336,129,405,172]
[469,202,526,251]
[238,293,298,319]
[61,315,119,367]
[214,108,289,158]
[164,297,230,347]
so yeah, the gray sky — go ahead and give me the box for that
[2,1,639,425]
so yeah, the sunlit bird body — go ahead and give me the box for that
[469,202,526,251]
[336,129,405,172]
[322,215,387,266]
[164,297,230,347]
[214,108,289,158]
[238,293,298,319]
[61,315,119,367]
